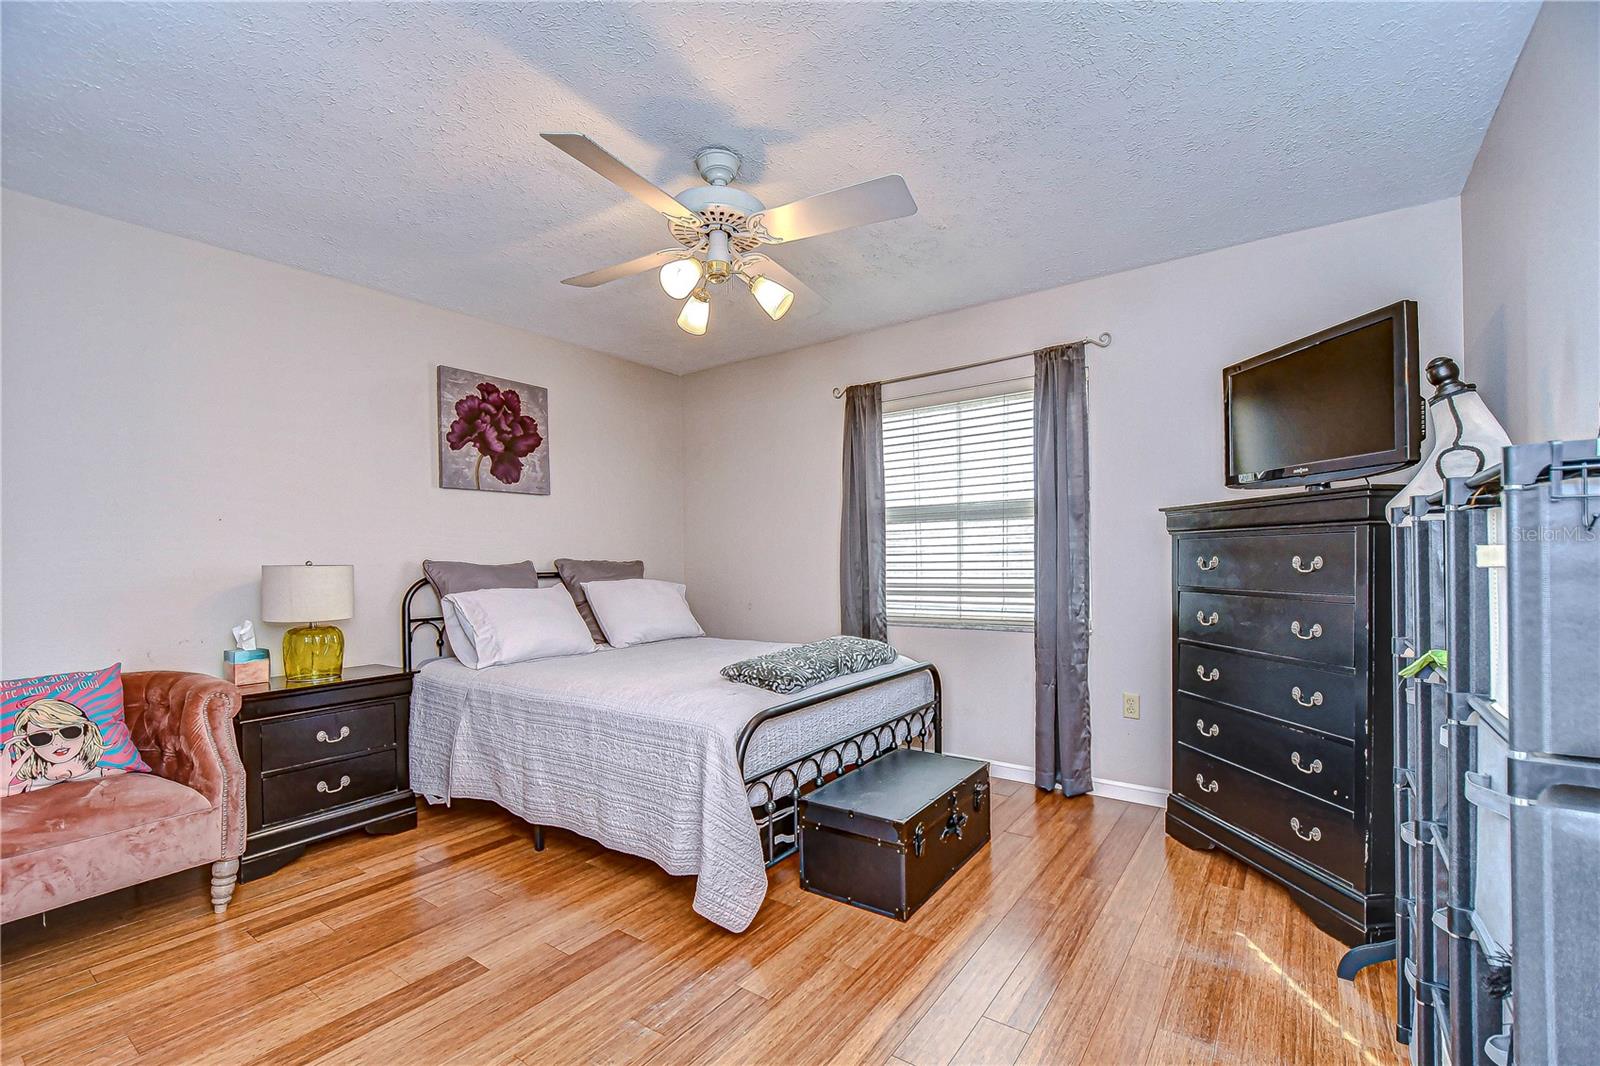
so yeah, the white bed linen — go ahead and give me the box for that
[409,636,933,932]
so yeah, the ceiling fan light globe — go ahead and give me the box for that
[659,258,702,300]
[749,275,795,321]
[677,292,710,336]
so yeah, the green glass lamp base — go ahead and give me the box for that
[283,623,345,683]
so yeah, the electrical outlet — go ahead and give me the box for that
[1122,692,1140,720]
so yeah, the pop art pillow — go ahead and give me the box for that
[2,664,150,797]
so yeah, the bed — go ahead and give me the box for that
[401,575,940,932]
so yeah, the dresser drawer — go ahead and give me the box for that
[1177,694,1356,810]
[1179,590,1356,668]
[259,699,398,772]
[261,749,400,826]
[1175,746,1364,887]
[1177,645,1360,738]
[1179,530,1356,597]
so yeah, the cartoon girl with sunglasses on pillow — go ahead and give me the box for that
[3,698,119,794]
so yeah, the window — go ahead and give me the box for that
[883,387,1034,630]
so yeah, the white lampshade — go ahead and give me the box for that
[261,563,354,623]
[748,275,794,321]
[659,258,702,300]
[1390,358,1512,515]
[677,292,710,335]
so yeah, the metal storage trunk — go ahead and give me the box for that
[798,749,990,921]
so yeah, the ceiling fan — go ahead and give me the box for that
[542,133,918,336]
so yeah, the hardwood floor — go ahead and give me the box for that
[1,781,1406,1065]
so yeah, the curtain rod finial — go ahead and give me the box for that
[833,386,846,399]
[1087,332,1112,349]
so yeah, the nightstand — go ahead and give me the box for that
[235,664,416,881]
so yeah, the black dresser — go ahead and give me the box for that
[236,665,417,881]
[1162,487,1395,945]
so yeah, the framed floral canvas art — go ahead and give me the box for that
[437,366,550,495]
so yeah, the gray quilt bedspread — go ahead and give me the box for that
[409,637,932,932]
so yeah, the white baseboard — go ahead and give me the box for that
[1089,776,1169,809]
[950,756,1169,810]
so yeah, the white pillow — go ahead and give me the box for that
[441,585,596,669]
[581,578,704,648]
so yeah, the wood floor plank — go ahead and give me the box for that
[950,1018,1029,1066]
[1,796,1407,1066]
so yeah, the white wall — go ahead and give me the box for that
[1462,1,1600,442]
[0,191,685,677]
[683,199,1465,791]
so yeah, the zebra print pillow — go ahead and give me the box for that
[720,636,898,694]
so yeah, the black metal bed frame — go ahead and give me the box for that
[401,576,941,866]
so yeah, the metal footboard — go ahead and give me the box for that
[737,661,942,866]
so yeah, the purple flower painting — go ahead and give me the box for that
[437,366,550,495]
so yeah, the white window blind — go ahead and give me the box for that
[883,388,1035,630]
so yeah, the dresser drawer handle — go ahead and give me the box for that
[316,775,352,795]
[1290,620,1324,640]
[1291,752,1323,775]
[1195,610,1220,627]
[1196,555,1220,572]
[1196,718,1219,737]
[1290,816,1322,842]
[1195,665,1219,683]
[1291,554,1324,574]
[1290,686,1323,707]
[315,725,351,744]
[1195,774,1219,793]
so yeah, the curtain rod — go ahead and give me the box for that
[831,333,1112,398]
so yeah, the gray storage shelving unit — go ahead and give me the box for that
[1392,438,1600,1066]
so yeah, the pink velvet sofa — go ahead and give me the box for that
[1,672,246,923]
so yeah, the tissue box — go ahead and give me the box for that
[224,648,270,687]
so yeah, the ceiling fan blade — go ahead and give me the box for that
[541,133,699,221]
[750,174,917,244]
[743,255,823,313]
[561,249,686,288]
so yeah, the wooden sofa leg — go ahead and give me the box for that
[533,826,545,851]
[210,859,240,914]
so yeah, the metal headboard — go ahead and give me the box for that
[402,571,561,672]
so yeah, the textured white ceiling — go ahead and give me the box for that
[2,2,1535,374]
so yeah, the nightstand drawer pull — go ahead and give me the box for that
[1290,817,1322,842]
[1196,718,1219,738]
[1290,620,1323,640]
[1195,610,1220,626]
[316,775,352,795]
[1291,554,1324,574]
[315,726,351,744]
[1195,665,1219,683]
[1291,752,1323,775]
[1196,555,1220,572]
[1291,686,1323,708]
[1195,774,1219,793]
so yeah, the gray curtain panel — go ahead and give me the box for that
[839,383,888,641]
[1034,343,1093,795]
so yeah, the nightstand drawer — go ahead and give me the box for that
[259,699,397,772]
[261,750,399,825]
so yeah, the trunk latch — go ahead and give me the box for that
[912,822,925,857]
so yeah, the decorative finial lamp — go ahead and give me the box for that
[261,562,354,682]
[1389,356,1512,512]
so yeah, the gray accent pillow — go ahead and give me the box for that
[555,558,644,642]
[721,636,898,695]
[423,559,543,599]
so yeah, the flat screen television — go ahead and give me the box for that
[1225,301,1422,489]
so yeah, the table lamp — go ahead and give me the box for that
[261,562,354,682]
